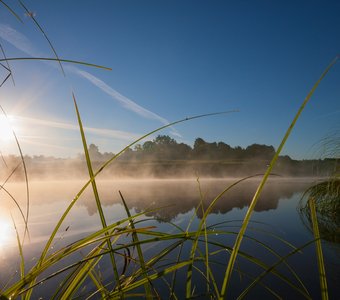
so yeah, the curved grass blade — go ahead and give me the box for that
[11,215,25,290]
[51,257,107,300]
[0,182,27,230]
[195,177,211,296]
[0,57,111,70]
[0,44,15,86]
[119,239,185,290]
[0,150,8,167]
[195,246,220,298]
[110,261,192,297]
[220,56,339,299]
[309,198,328,300]
[1,163,22,185]
[58,242,107,300]
[86,270,108,300]
[0,105,29,240]
[119,191,153,299]
[0,0,23,23]
[0,63,11,87]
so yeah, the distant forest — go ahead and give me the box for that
[1,135,338,180]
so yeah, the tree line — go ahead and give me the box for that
[89,135,278,162]
[1,135,337,179]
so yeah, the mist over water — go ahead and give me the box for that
[1,177,339,299]
[2,177,314,218]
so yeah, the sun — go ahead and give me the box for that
[0,115,14,143]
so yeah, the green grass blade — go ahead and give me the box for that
[0,44,15,86]
[73,94,121,291]
[11,215,25,300]
[110,261,192,297]
[59,245,104,299]
[119,191,153,299]
[0,0,23,23]
[0,69,11,87]
[220,56,339,299]
[0,184,26,228]
[0,105,30,240]
[309,198,328,300]
[0,57,111,70]
[196,178,211,296]
[196,247,220,298]
[0,150,8,167]
[85,269,108,299]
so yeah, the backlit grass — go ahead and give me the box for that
[0,2,339,299]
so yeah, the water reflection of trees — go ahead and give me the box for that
[81,179,312,221]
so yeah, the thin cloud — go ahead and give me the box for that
[0,24,181,137]
[13,115,141,141]
[0,23,37,55]
[74,69,166,122]
[19,137,81,152]
[71,68,181,137]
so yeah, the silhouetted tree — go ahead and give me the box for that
[245,144,275,160]
[88,144,102,161]
[193,138,219,159]
[154,135,177,145]
[143,141,155,152]
[170,143,192,159]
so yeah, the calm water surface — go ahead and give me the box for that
[0,178,339,299]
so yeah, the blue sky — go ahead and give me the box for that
[0,0,339,159]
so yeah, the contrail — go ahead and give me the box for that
[0,23,181,137]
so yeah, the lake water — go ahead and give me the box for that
[0,178,339,299]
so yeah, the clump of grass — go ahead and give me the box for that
[299,178,340,243]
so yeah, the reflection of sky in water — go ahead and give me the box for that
[0,178,339,298]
